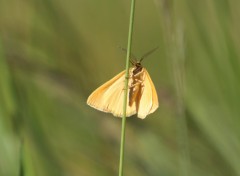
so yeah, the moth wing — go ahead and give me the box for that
[137,68,159,119]
[148,72,159,114]
[87,70,137,117]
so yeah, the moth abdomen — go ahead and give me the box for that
[128,67,145,107]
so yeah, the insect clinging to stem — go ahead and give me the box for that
[87,47,159,119]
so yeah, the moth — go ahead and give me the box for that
[87,47,159,119]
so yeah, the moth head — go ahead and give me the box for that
[130,59,142,67]
[135,61,142,68]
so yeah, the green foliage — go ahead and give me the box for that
[0,0,240,175]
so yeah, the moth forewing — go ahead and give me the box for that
[137,68,158,119]
[147,71,159,114]
[87,70,137,117]
[87,71,125,109]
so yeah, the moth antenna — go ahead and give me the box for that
[140,46,159,62]
[118,46,138,63]
[130,59,135,65]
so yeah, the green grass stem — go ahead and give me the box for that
[118,0,136,176]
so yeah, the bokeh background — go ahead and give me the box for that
[1,0,240,176]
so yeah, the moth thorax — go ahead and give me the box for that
[133,63,143,75]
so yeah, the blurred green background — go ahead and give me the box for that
[1,0,240,176]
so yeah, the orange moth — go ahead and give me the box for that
[87,48,159,119]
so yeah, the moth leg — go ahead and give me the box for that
[139,71,145,86]
[125,75,132,79]
[134,72,141,77]
[140,74,145,94]
[129,80,142,88]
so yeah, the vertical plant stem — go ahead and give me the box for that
[118,0,136,176]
